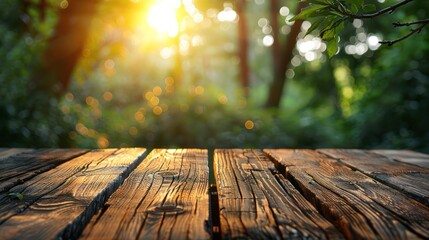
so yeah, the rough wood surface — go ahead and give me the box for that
[0,148,146,240]
[215,149,342,239]
[0,149,88,193]
[80,149,209,240]
[0,148,34,160]
[265,149,429,239]
[372,149,429,169]
[319,149,429,206]
[2,148,429,240]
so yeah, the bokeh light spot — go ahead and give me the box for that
[262,35,274,47]
[97,137,109,148]
[153,106,163,115]
[65,93,74,101]
[103,91,113,101]
[195,86,205,95]
[245,120,254,130]
[134,111,145,122]
[129,127,138,136]
[153,86,163,96]
[60,0,69,9]
[218,95,228,105]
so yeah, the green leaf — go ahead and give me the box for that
[335,21,344,33]
[9,192,24,201]
[321,19,344,41]
[350,4,360,14]
[346,0,363,7]
[356,0,364,7]
[321,27,335,41]
[306,17,324,36]
[335,0,347,12]
[318,15,336,29]
[291,5,329,21]
[329,10,344,17]
[327,36,339,58]
[305,0,332,5]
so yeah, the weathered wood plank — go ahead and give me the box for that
[80,149,209,240]
[265,149,429,239]
[0,148,146,240]
[0,149,88,193]
[0,148,34,160]
[215,149,342,239]
[319,149,429,206]
[372,149,429,169]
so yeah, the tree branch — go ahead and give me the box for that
[336,0,414,19]
[393,19,429,27]
[379,21,428,46]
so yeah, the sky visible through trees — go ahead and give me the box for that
[1,0,428,152]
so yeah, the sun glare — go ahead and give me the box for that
[147,1,180,37]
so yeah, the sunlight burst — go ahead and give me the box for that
[147,1,180,37]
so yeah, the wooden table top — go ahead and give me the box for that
[0,148,428,239]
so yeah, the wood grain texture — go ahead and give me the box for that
[0,148,34,160]
[0,149,88,193]
[265,149,429,239]
[215,149,342,239]
[0,148,146,240]
[372,149,429,169]
[80,149,210,240]
[319,149,429,206]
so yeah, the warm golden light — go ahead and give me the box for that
[245,120,254,130]
[194,86,204,95]
[97,136,109,148]
[103,91,113,101]
[134,111,145,122]
[129,127,138,135]
[153,106,163,115]
[218,95,228,105]
[147,1,180,37]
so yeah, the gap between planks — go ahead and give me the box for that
[1,148,429,240]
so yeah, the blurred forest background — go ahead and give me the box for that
[1,0,428,152]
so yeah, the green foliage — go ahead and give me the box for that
[1,0,428,153]
[65,80,341,149]
[348,32,429,152]
[291,1,349,57]
[291,0,427,56]
[0,0,73,147]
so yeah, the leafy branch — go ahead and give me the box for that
[292,0,427,57]
[333,0,414,19]
[380,19,429,46]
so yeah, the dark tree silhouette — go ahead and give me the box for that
[265,1,308,108]
[32,0,101,97]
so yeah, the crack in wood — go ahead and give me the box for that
[2,149,429,239]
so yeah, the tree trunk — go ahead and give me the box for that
[173,0,185,89]
[32,0,100,96]
[265,2,307,108]
[236,0,250,97]
[270,0,282,103]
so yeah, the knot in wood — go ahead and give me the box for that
[146,205,184,215]
[156,171,179,178]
